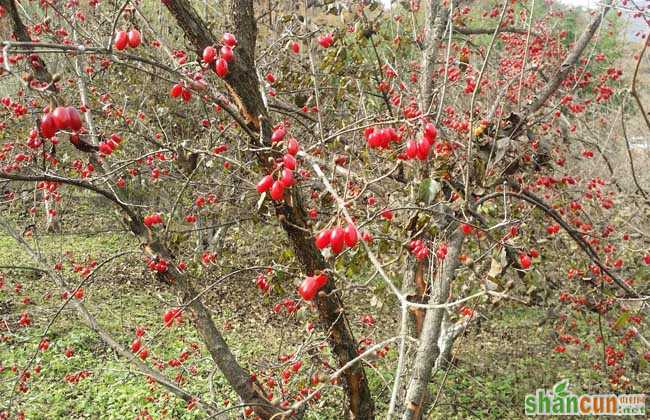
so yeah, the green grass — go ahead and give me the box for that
[0,233,216,418]
[1,234,648,419]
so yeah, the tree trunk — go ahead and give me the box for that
[402,228,464,420]
[162,1,374,418]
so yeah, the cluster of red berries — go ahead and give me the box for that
[146,257,168,273]
[19,311,31,327]
[26,129,43,149]
[315,224,358,254]
[360,314,376,327]
[62,287,85,300]
[546,224,560,235]
[114,29,141,50]
[64,370,92,385]
[143,213,163,227]
[163,308,183,327]
[317,33,334,48]
[459,306,475,317]
[365,126,400,149]
[298,273,328,301]
[404,123,437,160]
[38,338,49,352]
[39,106,83,138]
[272,298,299,314]
[168,349,192,368]
[255,273,270,293]
[203,32,237,78]
[130,326,150,360]
[256,127,299,201]
[170,82,193,102]
[409,239,429,261]
[98,133,123,156]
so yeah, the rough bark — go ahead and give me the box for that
[434,313,475,370]
[162,1,373,418]
[419,0,449,112]
[402,228,464,420]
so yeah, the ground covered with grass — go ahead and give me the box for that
[1,234,648,419]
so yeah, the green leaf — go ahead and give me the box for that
[553,380,569,397]
[612,312,630,331]
[418,178,441,205]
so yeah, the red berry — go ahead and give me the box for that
[330,227,345,254]
[114,31,128,50]
[215,58,228,78]
[66,107,82,131]
[315,229,331,249]
[39,113,56,138]
[202,46,216,63]
[222,32,237,47]
[99,142,112,155]
[291,41,300,54]
[52,106,71,130]
[127,29,141,48]
[405,140,418,159]
[220,45,234,62]
[130,339,142,353]
[170,84,183,98]
[344,224,358,247]
[107,139,119,151]
[381,209,393,221]
[423,123,437,143]
[318,33,334,48]
[270,181,285,201]
[38,338,49,352]
[436,243,448,259]
[461,223,473,235]
[416,138,431,160]
[287,138,300,155]
[256,175,274,193]
[283,154,296,170]
[271,126,287,143]
[519,254,532,269]
[367,131,381,148]
[298,274,328,301]
[280,168,295,187]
